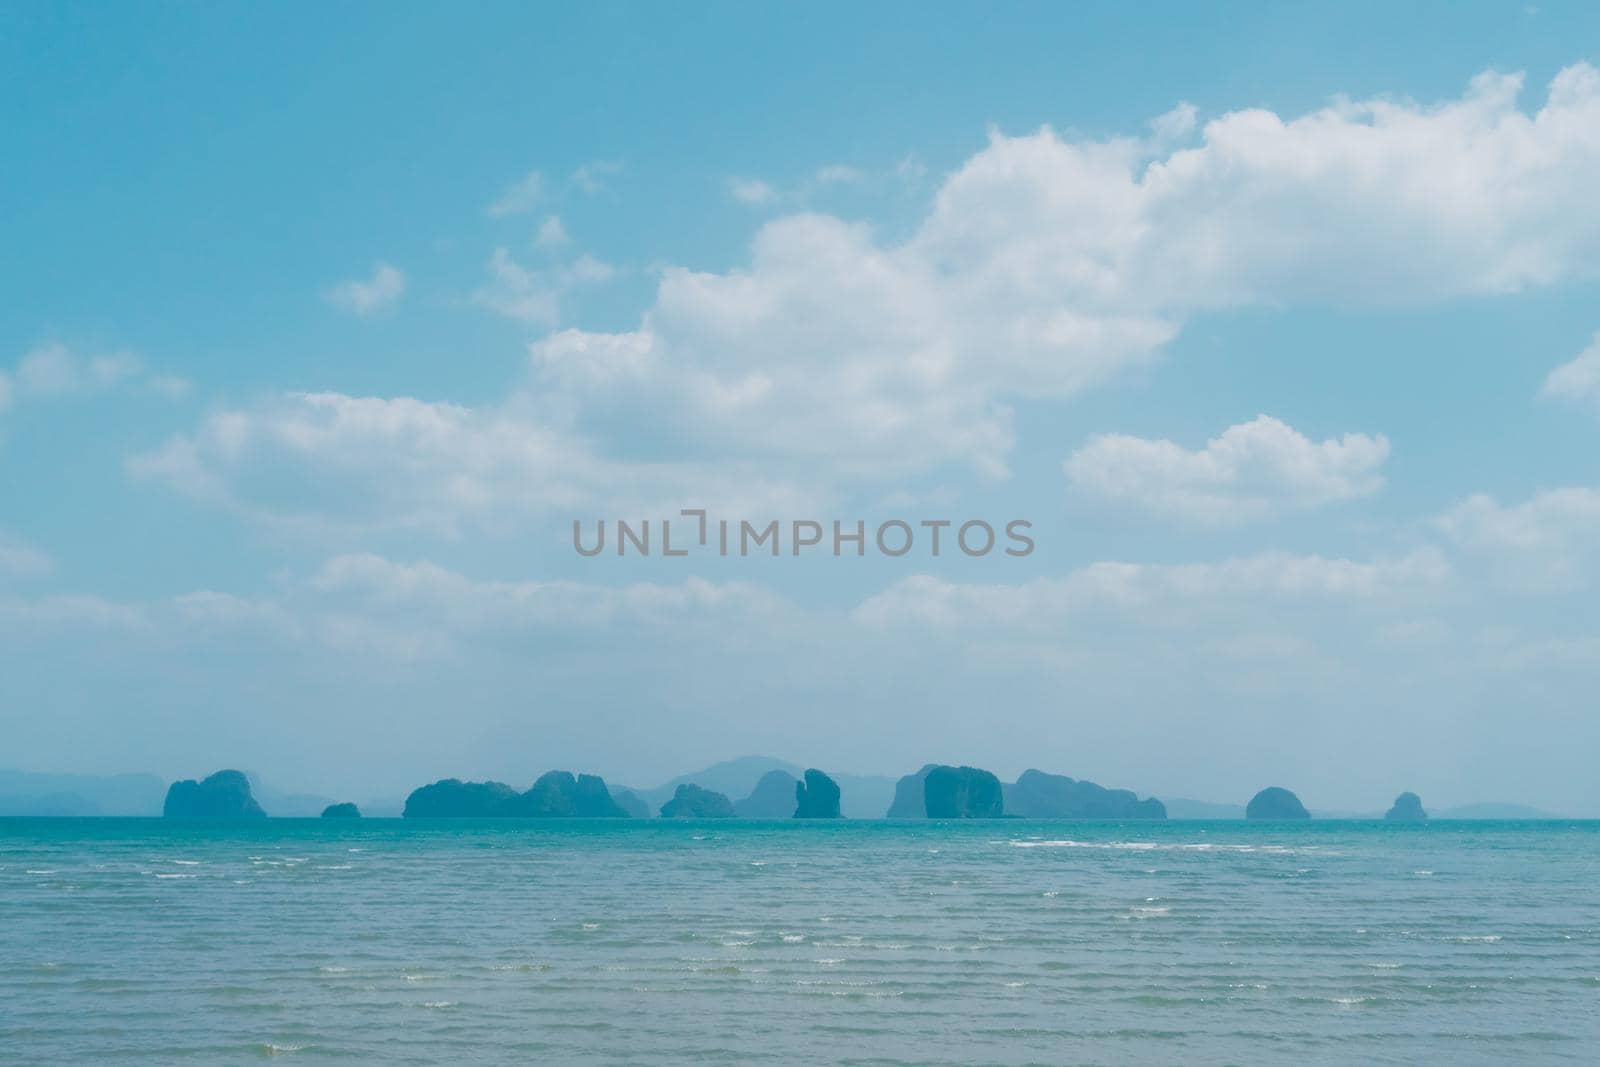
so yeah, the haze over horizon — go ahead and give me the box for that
[6,5,1600,813]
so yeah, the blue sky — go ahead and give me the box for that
[4,3,1600,811]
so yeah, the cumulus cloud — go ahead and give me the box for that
[1542,332,1600,409]
[3,343,187,406]
[535,215,570,248]
[917,65,1600,313]
[1437,487,1600,589]
[472,248,614,326]
[17,343,141,395]
[1065,415,1390,524]
[127,390,821,537]
[530,213,1169,479]
[486,169,543,217]
[140,63,1600,535]
[325,262,406,315]
[530,65,1600,488]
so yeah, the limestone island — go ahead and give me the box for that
[925,766,1005,818]
[163,769,267,818]
[890,765,1163,819]
[1004,769,1166,819]
[1245,786,1310,820]
[887,764,941,817]
[402,771,631,817]
[659,783,735,817]
[320,802,361,818]
[1384,791,1428,822]
[734,770,799,817]
[887,764,1005,818]
[793,769,842,818]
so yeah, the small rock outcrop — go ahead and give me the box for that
[1384,792,1428,822]
[320,802,361,818]
[924,766,1004,818]
[659,784,735,818]
[887,764,939,818]
[793,769,842,818]
[610,788,651,819]
[163,770,267,818]
[735,770,800,817]
[1245,786,1310,820]
[403,772,632,817]
[1004,770,1166,819]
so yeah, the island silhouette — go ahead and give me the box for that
[0,761,1487,822]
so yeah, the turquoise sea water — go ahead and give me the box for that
[3,818,1598,1064]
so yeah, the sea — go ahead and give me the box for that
[3,818,1598,1064]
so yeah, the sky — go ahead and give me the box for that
[4,2,1600,811]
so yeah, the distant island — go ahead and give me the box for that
[0,759,1568,821]
[1246,786,1310,820]
[887,764,940,817]
[888,764,1165,819]
[794,769,842,818]
[659,783,734,818]
[925,766,1004,818]
[402,772,629,818]
[1005,770,1166,819]
[734,770,798,817]
[163,770,266,818]
[1385,792,1427,822]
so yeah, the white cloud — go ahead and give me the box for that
[530,65,1600,488]
[17,342,141,395]
[140,64,1600,535]
[531,214,1169,479]
[127,390,820,537]
[1437,487,1600,588]
[853,550,1450,631]
[474,248,560,325]
[535,215,570,248]
[815,164,863,184]
[895,155,928,181]
[917,65,1600,313]
[472,248,615,326]
[3,343,187,405]
[307,554,787,631]
[1542,331,1600,409]
[1,554,789,667]
[486,169,543,217]
[728,177,777,205]
[0,531,51,579]
[571,160,621,195]
[1065,415,1389,524]
[325,262,406,316]
[0,592,145,631]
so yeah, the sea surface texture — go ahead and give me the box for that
[3,818,1598,1064]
